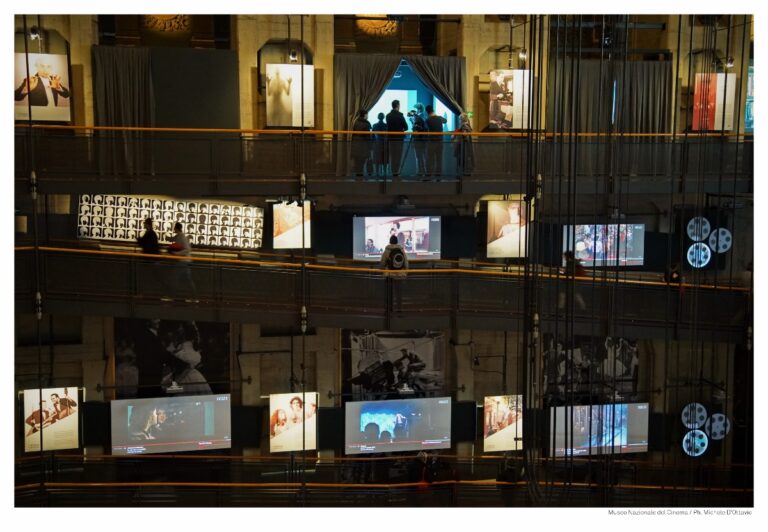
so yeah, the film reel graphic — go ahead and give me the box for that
[685,216,732,268]
[682,429,709,457]
[708,227,733,253]
[704,413,731,440]
[686,216,711,242]
[687,242,711,268]
[681,402,708,429]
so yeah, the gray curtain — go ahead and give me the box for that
[547,58,671,133]
[547,58,672,176]
[405,55,466,114]
[615,60,672,133]
[92,46,155,175]
[333,55,401,130]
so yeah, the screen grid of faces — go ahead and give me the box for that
[77,194,264,249]
[344,397,452,455]
[110,394,232,455]
[549,402,649,457]
[353,215,442,261]
[562,224,645,267]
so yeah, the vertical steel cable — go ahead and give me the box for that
[662,14,685,494]
[298,14,308,507]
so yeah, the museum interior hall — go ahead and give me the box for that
[12,12,755,509]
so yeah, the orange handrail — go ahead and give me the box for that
[15,123,754,139]
[14,245,750,292]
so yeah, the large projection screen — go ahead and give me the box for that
[486,198,531,258]
[562,224,645,267]
[273,201,311,249]
[344,397,452,455]
[269,392,319,452]
[266,64,314,128]
[111,394,232,455]
[23,387,80,452]
[549,402,649,457]
[352,215,442,261]
[483,395,523,452]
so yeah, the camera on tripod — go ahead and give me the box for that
[407,110,419,118]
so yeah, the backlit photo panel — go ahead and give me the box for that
[483,395,523,452]
[269,392,319,453]
[23,387,80,452]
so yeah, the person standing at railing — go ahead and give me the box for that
[137,218,168,298]
[558,250,587,310]
[386,100,408,177]
[381,235,408,313]
[371,112,388,177]
[453,112,474,176]
[410,103,428,176]
[425,105,447,176]
[168,222,198,303]
[351,109,372,177]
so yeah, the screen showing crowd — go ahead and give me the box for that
[352,215,442,261]
[549,402,649,457]
[110,394,232,455]
[344,397,452,455]
[77,194,264,250]
[562,224,645,267]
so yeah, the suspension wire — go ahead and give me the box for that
[726,14,751,477]
[541,13,564,504]
[21,14,48,495]
[299,14,308,508]
[661,14,685,493]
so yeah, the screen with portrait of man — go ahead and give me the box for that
[14,52,72,122]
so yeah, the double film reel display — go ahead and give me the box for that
[680,402,732,457]
[685,215,732,268]
[77,194,264,250]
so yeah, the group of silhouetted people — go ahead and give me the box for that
[351,100,474,178]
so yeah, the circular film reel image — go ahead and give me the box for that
[704,413,731,440]
[681,402,708,429]
[682,429,708,457]
[687,242,711,268]
[708,227,732,253]
[686,216,711,241]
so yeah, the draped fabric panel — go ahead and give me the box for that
[92,46,155,175]
[547,58,672,176]
[333,55,401,130]
[405,55,466,114]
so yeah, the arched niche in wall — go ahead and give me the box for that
[256,39,314,95]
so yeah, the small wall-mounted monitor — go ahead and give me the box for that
[272,201,311,249]
[111,394,232,455]
[562,224,645,267]
[344,397,452,455]
[549,402,649,457]
[352,215,442,261]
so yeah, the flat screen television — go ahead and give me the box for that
[272,201,311,249]
[562,224,645,267]
[483,395,523,452]
[352,215,442,261]
[344,397,452,455]
[111,394,232,455]
[549,402,649,457]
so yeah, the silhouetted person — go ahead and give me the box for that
[425,104,447,176]
[386,100,408,176]
[352,109,372,177]
[371,112,389,176]
[559,251,586,310]
[381,235,408,312]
